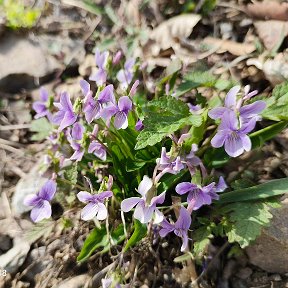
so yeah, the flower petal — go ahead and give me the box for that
[23,194,41,206]
[39,180,57,201]
[30,200,52,222]
[121,197,141,212]
[138,175,153,197]
[208,107,229,119]
[59,112,77,131]
[216,176,227,192]
[180,233,189,252]
[114,111,128,129]
[118,96,132,113]
[60,92,73,112]
[151,192,166,205]
[154,209,164,224]
[175,182,196,195]
[72,122,84,140]
[80,79,90,96]
[97,191,113,202]
[77,191,93,203]
[175,207,191,230]
[224,133,244,157]
[40,87,49,102]
[239,101,266,119]
[241,134,252,152]
[81,202,99,221]
[225,85,240,108]
[96,203,108,220]
[211,130,228,148]
[98,84,115,103]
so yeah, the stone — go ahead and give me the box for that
[0,33,61,93]
[246,199,288,273]
[12,163,49,215]
[0,237,30,274]
[56,274,90,288]
[0,234,13,253]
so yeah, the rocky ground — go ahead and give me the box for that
[0,0,288,287]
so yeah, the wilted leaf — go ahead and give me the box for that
[146,14,201,55]
[202,37,255,56]
[254,21,288,51]
[245,2,288,21]
[247,53,288,86]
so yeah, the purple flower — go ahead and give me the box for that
[24,180,56,223]
[135,119,144,131]
[121,176,165,224]
[88,141,107,161]
[117,58,135,90]
[155,147,185,182]
[101,96,132,129]
[32,87,53,121]
[211,111,256,157]
[83,84,115,124]
[112,50,122,65]
[208,85,266,124]
[70,141,84,162]
[77,190,113,221]
[71,122,84,140]
[53,92,77,131]
[89,49,109,86]
[159,207,191,252]
[176,177,227,210]
[188,103,202,114]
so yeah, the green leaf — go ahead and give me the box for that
[219,177,288,204]
[174,70,217,97]
[250,121,288,148]
[193,226,213,256]
[135,97,202,150]
[30,118,53,141]
[63,163,78,187]
[77,225,107,262]
[124,220,147,252]
[225,202,273,248]
[174,252,194,263]
[262,82,288,121]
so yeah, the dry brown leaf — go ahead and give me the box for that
[146,14,201,55]
[246,1,288,21]
[255,21,288,51]
[202,37,256,56]
[247,53,288,86]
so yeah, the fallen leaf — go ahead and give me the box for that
[254,21,288,51]
[247,53,288,86]
[145,14,201,56]
[245,1,288,21]
[202,37,255,56]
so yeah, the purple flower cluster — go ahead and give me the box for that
[209,86,266,157]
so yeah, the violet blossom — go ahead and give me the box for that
[71,122,84,140]
[88,141,107,161]
[117,58,135,90]
[101,96,132,129]
[155,147,185,183]
[24,180,57,223]
[208,85,266,124]
[135,119,144,131]
[176,177,227,211]
[83,84,115,124]
[159,207,191,252]
[121,176,165,224]
[211,110,256,157]
[112,50,122,65]
[89,49,109,86]
[77,190,113,221]
[32,87,53,121]
[53,92,77,131]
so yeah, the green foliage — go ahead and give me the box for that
[77,224,125,262]
[193,226,213,256]
[250,121,288,148]
[30,118,53,141]
[124,220,147,252]
[135,97,202,150]
[1,0,39,29]
[63,163,78,187]
[225,201,273,248]
[219,177,288,204]
[262,82,288,121]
